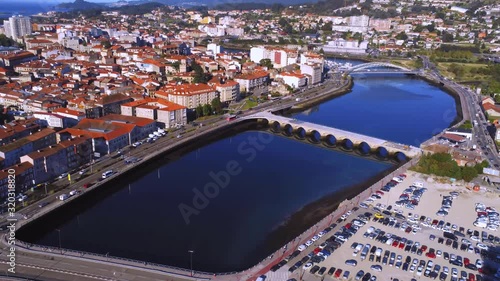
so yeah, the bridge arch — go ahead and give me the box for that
[323,134,337,147]
[270,121,281,133]
[283,124,293,136]
[375,147,389,160]
[346,62,412,74]
[308,130,321,143]
[341,138,354,151]
[394,152,408,163]
[295,127,306,139]
[357,141,371,155]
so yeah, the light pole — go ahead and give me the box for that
[188,250,194,277]
[56,229,62,254]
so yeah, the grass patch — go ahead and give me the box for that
[241,98,259,110]
[436,62,490,82]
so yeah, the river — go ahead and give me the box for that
[17,60,458,273]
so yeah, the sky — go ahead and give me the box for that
[10,0,116,2]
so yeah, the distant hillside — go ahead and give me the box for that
[57,0,104,10]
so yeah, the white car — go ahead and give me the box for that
[303,262,313,270]
[17,194,28,202]
[475,259,483,269]
[305,240,313,247]
[311,235,319,242]
[452,268,458,278]
[477,243,488,250]
[297,244,307,251]
[470,235,480,242]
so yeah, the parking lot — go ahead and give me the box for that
[266,172,500,281]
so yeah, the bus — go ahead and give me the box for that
[226,115,237,121]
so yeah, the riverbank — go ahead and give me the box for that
[259,167,392,255]
[287,77,353,113]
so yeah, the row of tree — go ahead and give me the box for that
[195,97,223,118]
[412,153,488,182]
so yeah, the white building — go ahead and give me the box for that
[276,72,307,89]
[207,43,222,56]
[323,39,369,55]
[250,46,297,68]
[3,16,32,40]
[300,63,322,85]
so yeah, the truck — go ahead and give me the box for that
[59,194,69,201]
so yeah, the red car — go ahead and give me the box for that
[334,269,342,278]
[83,182,94,188]
[345,223,352,229]
[398,242,405,249]
[464,258,470,266]
[313,247,322,254]
[420,245,428,252]
[376,190,384,195]
[468,273,475,281]
[399,174,407,178]
[392,240,399,247]
[425,252,436,259]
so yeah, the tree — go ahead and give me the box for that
[195,104,203,118]
[102,40,112,49]
[395,31,408,40]
[191,61,210,83]
[202,104,212,116]
[211,97,223,115]
[462,166,478,182]
[259,58,273,69]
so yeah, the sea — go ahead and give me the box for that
[1,1,74,17]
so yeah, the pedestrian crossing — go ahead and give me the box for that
[264,269,290,281]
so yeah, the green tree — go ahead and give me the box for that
[395,31,408,40]
[102,40,112,49]
[211,97,223,115]
[195,104,203,118]
[202,104,212,116]
[462,166,478,182]
[259,58,274,69]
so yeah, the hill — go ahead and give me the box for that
[57,0,104,10]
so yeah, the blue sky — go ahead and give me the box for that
[11,0,116,2]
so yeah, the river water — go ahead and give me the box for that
[17,61,458,272]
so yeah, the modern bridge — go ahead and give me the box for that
[241,111,422,160]
[344,62,419,75]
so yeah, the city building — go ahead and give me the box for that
[0,162,34,198]
[300,63,323,85]
[276,72,307,89]
[234,70,270,93]
[0,128,56,168]
[3,15,32,40]
[20,135,92,184]
[121,98,187,129]
[160,83,218,109]
[59,114,156,155]
[323,39,369,55]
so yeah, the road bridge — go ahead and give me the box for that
[241,111,422,160]
[345,62,418,75]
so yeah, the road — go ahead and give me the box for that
[420,56,500,168]
[0,75,350,281]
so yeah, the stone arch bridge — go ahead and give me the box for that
[240,111,422,161]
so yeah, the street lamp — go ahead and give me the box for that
[188,250,194,277]
[56,229,62,254]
